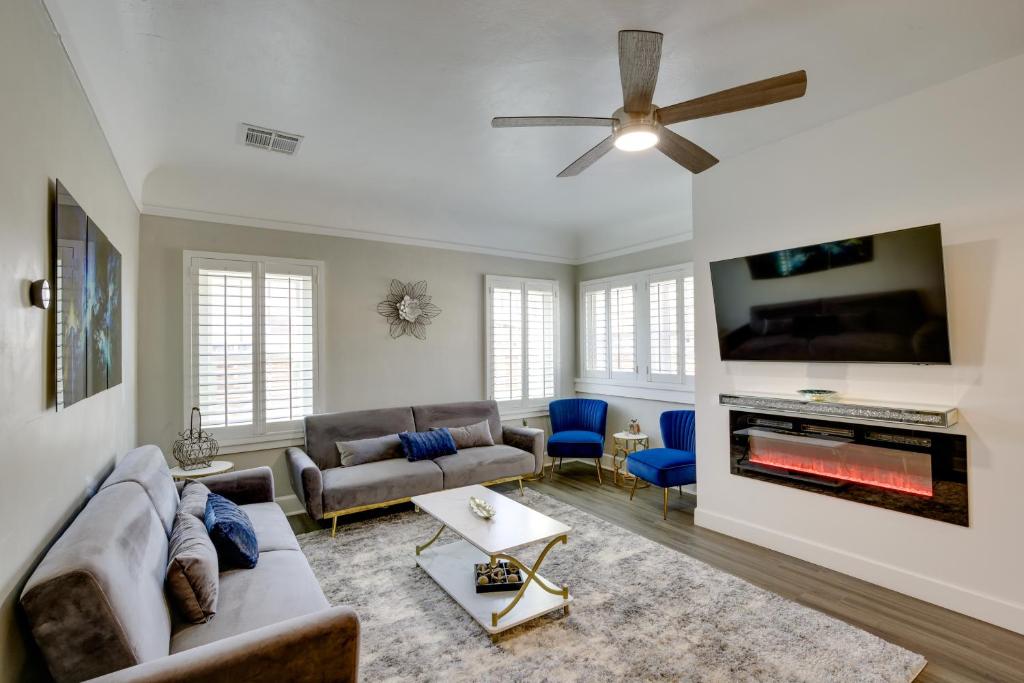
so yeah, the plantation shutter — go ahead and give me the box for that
[609,285,636,377]
[649,277,680,379]
[193,262,255,432]
[487,276,559,409]
[583,286,608,376]
[526,284,555,400]
[264,268,316,425]
[683,275,696,377]
[490,284,523,402]
[186,253,321,444]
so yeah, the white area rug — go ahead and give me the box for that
[299,489,925,682]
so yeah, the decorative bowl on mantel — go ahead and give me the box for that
[797,389,839,402]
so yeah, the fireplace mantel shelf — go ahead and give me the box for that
[719,392,958,428]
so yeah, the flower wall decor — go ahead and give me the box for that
[377,279,442,340]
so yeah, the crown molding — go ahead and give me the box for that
[142,204,694,266]
[142,204,578,265]
[576,230,694,264]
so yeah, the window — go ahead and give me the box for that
[580,264,694,394]
[184,252,322,446]
[486,276,559,412]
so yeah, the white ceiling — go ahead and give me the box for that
[45,0,1024,262]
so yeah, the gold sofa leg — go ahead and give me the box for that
[518,478,525,496]
[331,516,338,538]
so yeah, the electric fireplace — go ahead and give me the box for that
[730,410,968,525]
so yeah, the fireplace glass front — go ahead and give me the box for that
[729,410,967,525]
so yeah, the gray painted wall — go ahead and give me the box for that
[138,215,576,501]
[0,1,140,679]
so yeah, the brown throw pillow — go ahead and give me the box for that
[337,433,404,467]
[439,419,495,450]
[166,512,219,623]
[178,479,211,520]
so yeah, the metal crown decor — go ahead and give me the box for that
[376,279,441,340]
[172,407,219,470]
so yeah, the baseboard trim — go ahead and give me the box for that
[695,507,1024,635]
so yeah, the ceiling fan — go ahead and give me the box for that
[492,30,807,176]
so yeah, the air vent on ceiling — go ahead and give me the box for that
[241,124,303,155]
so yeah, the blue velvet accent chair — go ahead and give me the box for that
[627,410,696,519]
[547,398,609,483]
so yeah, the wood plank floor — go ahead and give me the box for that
[298,462,1024,682]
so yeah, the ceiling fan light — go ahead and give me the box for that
[614,128,659,151]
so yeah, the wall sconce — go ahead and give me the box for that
[30,279,51,309]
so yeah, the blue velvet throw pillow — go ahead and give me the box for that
[400,429,457,461]
[204,493,258,569]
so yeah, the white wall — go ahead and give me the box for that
[0,1,140,680]
[693,54,1024,634]
[138,214,576,501]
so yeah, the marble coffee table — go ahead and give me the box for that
[411,484,572,639]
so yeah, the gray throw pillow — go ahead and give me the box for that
[439,419,495,450]
[166,511,219,623]
[178,479,210,520]
[337,433,403,467]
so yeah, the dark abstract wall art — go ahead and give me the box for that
[85,218,122,394]
[54,180,121,410]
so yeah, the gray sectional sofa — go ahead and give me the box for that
[20,445,359,683]
[286,400,545,535]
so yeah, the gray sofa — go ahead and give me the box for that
[286,400,545,535]
[20,445,359,683]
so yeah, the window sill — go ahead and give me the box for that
[211,432,305,455]
[574,378,695,404]
[497,406,551,421]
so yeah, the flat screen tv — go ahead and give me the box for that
[709,224,951,364]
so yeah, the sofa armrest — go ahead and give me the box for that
[286,446,323,520]
[88,606,359,683]
[502,425,545,476]
[200,466,275,505]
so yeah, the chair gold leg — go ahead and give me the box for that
[518,478,525,496]
[595,461,603,484]
[331,516,338,538]
[629,474,639,501]
[663,487,668,520]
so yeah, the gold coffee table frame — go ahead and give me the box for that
[411,485,572,640]
[611,431,651,488]
[417,525,569,630]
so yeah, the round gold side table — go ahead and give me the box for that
[611,432,650,488]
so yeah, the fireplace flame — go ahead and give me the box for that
[748,437,933,497]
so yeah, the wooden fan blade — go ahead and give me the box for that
[657,70,807,125]
[657,128,719,174]
[491,116,615,128]
[619,30,663,113]
[557,135,615,177]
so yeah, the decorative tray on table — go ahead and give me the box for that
[474,561,524,593]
